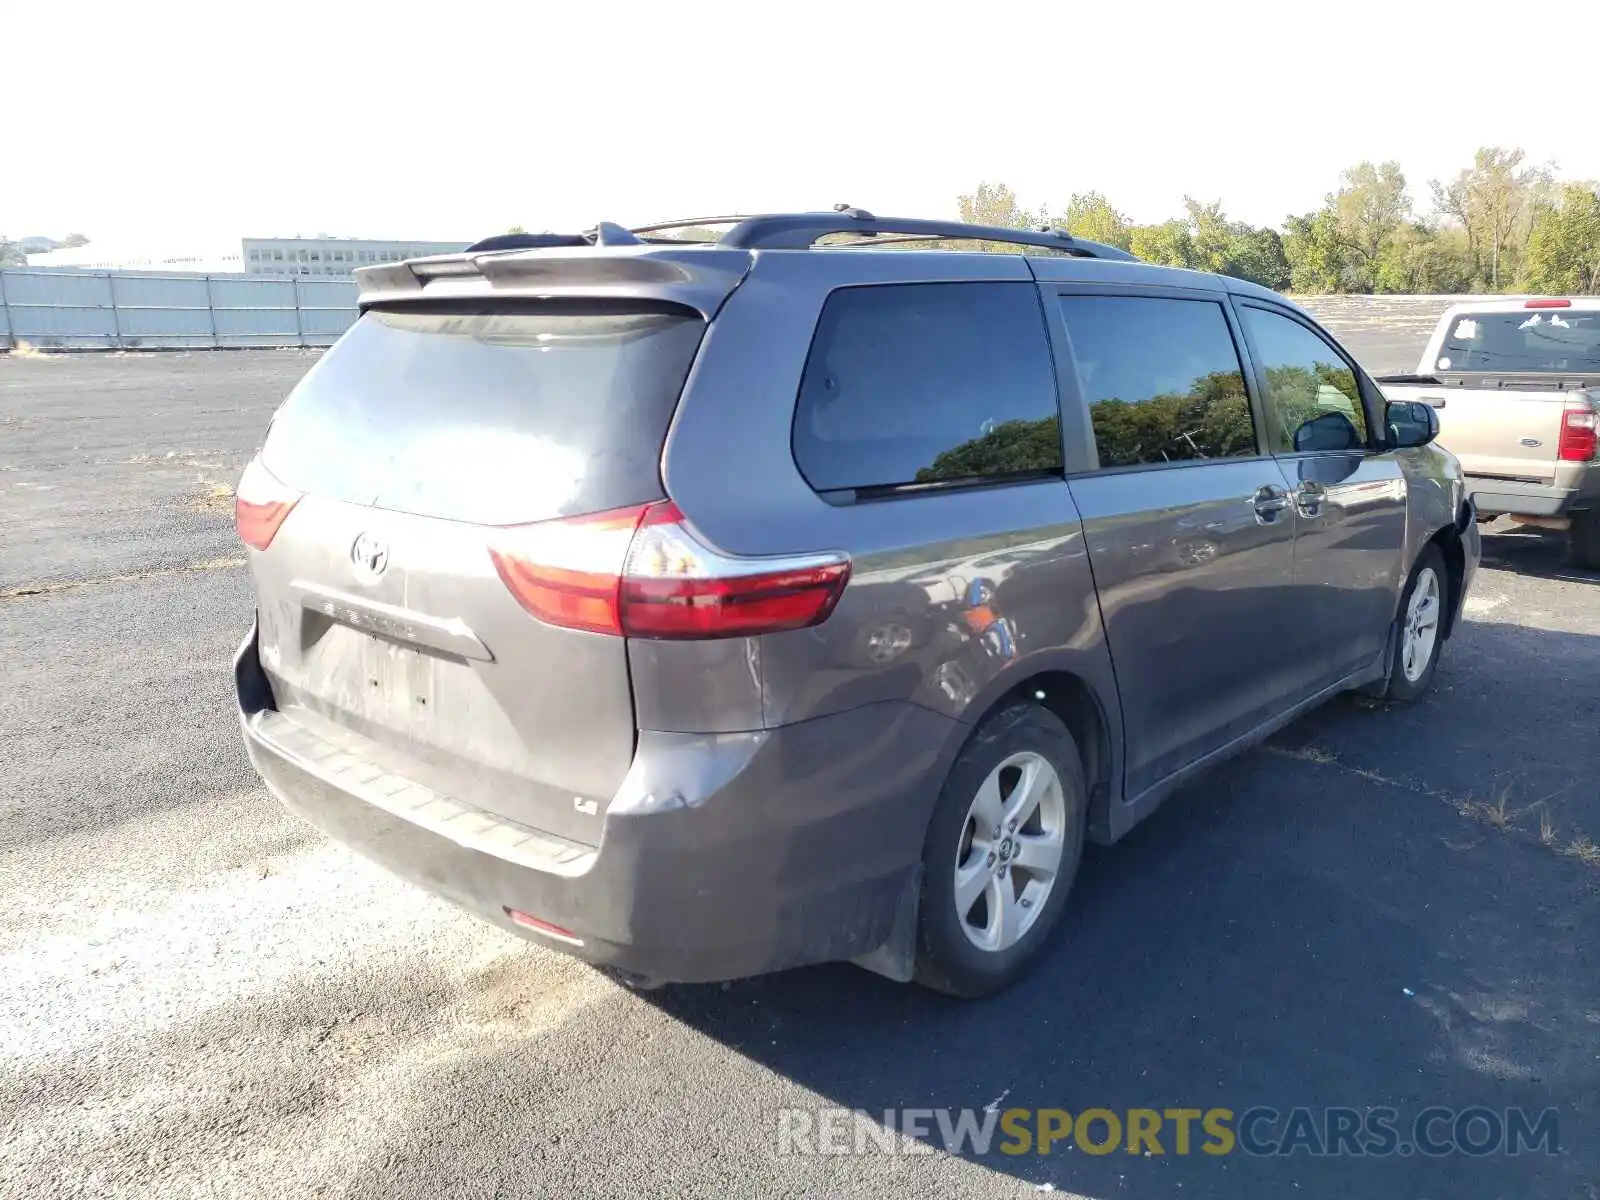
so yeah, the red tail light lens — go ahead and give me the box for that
[489,501,851,639]
[235,458,302,551]
[1559,404,1598,462]
[1524,298,1572,308]
[488,505,648,635]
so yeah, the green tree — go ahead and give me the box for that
[1521,183,1600,294]
[957,181,1041,230]
[1373,222,1474,294]
[1129,219,1198,269]
[956,182,1046,254]
[1220,226,1290,290]
[1431,146,1554,289]
[1058,192,1132,251]
[1329,161,1410,286]
[1183,198,1235,272]
[1176,199,1290,289]
[1283,210,1346,293]
[0,237,24,267]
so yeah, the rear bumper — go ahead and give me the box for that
[236,626,951,984]
[1467,471,1598,518]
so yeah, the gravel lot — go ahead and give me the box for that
[2,338,1597,1200]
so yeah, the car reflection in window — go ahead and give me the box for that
[1087,370,1254,467]
[913,416,1063,484]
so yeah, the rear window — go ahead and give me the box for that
[261,305,704,525]
[792,283,1063,492]
[1436,310,1600,374]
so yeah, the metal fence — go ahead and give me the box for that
[0,267,359,350]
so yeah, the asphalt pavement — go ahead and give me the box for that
[1,344,1596,1200]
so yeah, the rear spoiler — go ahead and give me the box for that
[354,242,753,319]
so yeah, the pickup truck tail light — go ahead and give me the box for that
[1558,404,1598,462]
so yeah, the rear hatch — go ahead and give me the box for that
[1426,307,1600,482]
[245,302,705,843]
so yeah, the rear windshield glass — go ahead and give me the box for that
[1436,310,1600,374]
[261,306,704,525]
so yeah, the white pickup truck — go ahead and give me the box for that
[1378,297,1600,569]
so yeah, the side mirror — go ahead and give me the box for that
[1386,399,1438,449]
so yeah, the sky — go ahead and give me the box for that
[9,0,1600,249]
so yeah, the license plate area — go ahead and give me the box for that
[302,619,444,738]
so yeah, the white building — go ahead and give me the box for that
[23,240,243,273]
[242,237,469,278]
[25,236,468,277]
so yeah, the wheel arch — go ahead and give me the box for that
[932,659,1124,848]
[1416,512,1468,639]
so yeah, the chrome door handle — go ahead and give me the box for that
[1252,485,1290,524]
[1294,481,1326,518]
[1421,395,1447,409]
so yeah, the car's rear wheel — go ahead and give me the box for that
[1570,510,1600,572]
[1383,544,1447,702]
[914,705,1086,998]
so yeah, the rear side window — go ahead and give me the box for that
[1240,306,1368,454]
[261,305,704,525]
[1059,296,1256,468]
[792,283,1062,492]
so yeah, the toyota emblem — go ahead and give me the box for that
[350,531,390,580]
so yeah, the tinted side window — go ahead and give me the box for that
[793,283,1062,492]
[1241,307,1369,454]
[1058,296,1256,468]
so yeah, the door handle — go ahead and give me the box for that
[1252,484,1290,524]
[1420,395,1447,409]
[1293,480,1326,518]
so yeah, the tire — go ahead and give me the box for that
[1570,511,1600,572]
[1382,544,1448,703]
[914,705,1087,998]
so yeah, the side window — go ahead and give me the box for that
[793,283,1062,492]
[1241,307,1369,454]
[1058,296,1256,468]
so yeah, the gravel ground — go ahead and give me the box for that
[1,346,1596,1200]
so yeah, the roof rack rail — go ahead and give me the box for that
[466,231,591,253]
[714,209,1138,261]
[630,215,753,236]
[465,223,643,253]
[461,211,1139,261]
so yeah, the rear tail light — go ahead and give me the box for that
[235,458,302,551]
[488,501,850,639]
[1559,404,1598,462]
[1524,298,1572,308]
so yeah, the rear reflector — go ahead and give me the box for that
[1524,298,1572,308]
[489,500,850,639]
[504,908,584,945]
[235,457,303,551]
[1559,404,1598,462]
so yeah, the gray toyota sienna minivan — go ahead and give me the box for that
[234,211,1479,996]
